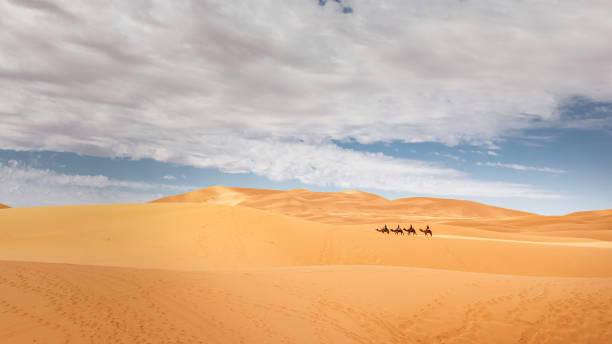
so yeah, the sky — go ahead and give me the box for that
[1,0,611,215]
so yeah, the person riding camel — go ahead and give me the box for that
[383,224,388,230]
[409,224,414,230]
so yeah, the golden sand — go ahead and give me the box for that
[0,187,610,343]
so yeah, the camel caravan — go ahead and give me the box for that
[375,224,432,236]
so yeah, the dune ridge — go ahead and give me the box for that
[152,186,533,224]
[440,209,612,241]
[0,203,9,209]
[153,186,612,240]
[1,187,611,343]
[1,203,611,277]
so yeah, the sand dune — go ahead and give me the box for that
[0,203,9,209]
[153,186,532,224]
[1,187,611,343]
[435,234,612,248]
[153,186,612,241]
[441,209,612,241]
[1,203,611,277]
[1,261,611,344]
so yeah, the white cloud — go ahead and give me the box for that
[477,162,566,174]
[144,137,562,199]
[162,175,176,180]
[434,152,465,162]
[0,161,196,207]
[487,151,500,157]
[0,145,564,206]
[0,0,606,199]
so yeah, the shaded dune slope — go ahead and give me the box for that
[153,187,612,240]
[152,186,532,224]
[1,203,611,277]
[442,209,612,240]
[1,189,612,343]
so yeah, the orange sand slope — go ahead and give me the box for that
[153,186,532,224]
[0,203,9,209]
[1,188,612,343]
[1,261,611,344]
[154,186,612,240]
[1,203,611,277]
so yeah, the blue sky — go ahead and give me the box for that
[1,1,611,214]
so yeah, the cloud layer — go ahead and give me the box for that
[0,160,195,207]
[476,162,565,174]
[1,1,610,199]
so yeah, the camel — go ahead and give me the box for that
[402,224,417,235]
[419,228,432,236]
[391,227,404,235]
[393,225,404,235]
[375,227,390,234]
[403,227,417,235]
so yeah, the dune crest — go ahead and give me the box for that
[152,187,612,241]
[2,188,611,343]
[153,186,532,224]
[0,203,9,209]
[1,203,611,277]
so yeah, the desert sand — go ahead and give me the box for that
[1,186,611,343]
[0,203,9,209]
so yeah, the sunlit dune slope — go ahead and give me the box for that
[441,209,612,241]
[1,203,611,277]
[152,186,532,224]
[1,261,611,344]
[154,187,612,240]
[2,192,612,342]
[0,203,9,209]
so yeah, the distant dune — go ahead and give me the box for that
[1,202,610,276]
[152,186,532,224]
[441,209,612,241]
[153,187,612,240]
[0,203,9,209]
[1,187,611,343]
